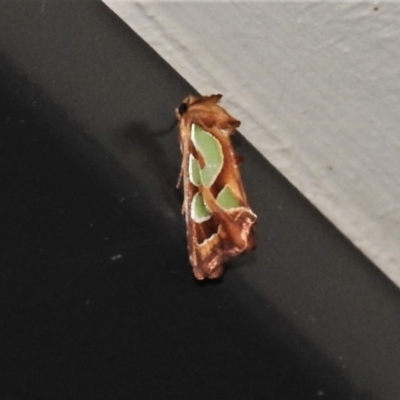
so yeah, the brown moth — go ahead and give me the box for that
[176,94,257,280]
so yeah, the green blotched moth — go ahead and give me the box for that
[176,94,257,280]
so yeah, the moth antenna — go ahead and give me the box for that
[155,118,179,137]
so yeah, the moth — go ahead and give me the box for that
[176,94,257,280]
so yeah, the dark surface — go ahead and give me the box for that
[1,2,400,399]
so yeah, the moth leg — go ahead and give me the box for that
[176,135,186,189]
[176,167,183,189]
[174,167,185,214]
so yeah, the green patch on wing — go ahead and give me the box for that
[216,185,240,209]
[189,154,201,186]
[191,124,223,187]
[191,192,211,223]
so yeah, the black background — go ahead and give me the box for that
[1,1,400,399]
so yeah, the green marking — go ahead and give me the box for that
[189,154,201,186]
[216,185,240,209]
[191,192,211,223]
[191,124,223,188]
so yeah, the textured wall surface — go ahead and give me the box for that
[105,1,400,286]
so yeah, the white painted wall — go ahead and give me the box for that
[104,1,400,286]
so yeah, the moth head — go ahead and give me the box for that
[175,94,224,120]
[176,95,196,120]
